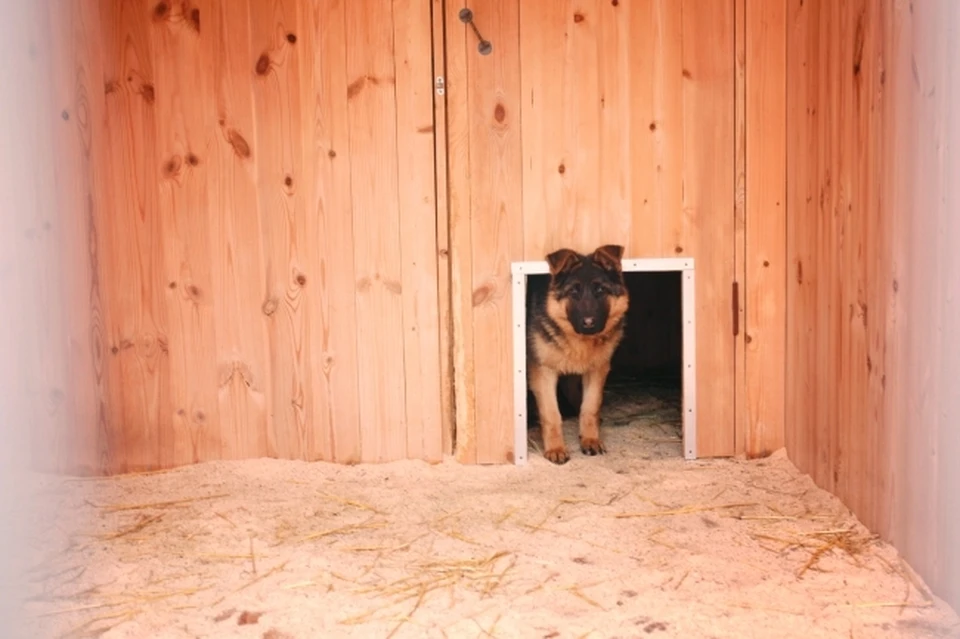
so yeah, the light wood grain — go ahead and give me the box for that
[248,0,315,461]
[44,0,443,473]
[445,0,477,464]
[3,1,69,474]
[98,0,170,473]
[785,0,960,613]
[393,0,444,462]
[431,0,455,457]
[42,0,107,475]
[449,0,739,462]
[733,0,747,456]
[301,0,362,463]
[207,0,271,462]
[680,0,736,457]
[467,0,523,464]
[344,1,408,462]
[153,0,222,466]
[744,0,786,457]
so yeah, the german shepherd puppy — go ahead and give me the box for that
[526,245,629,464]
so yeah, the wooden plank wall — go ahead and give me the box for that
[0,0,71,478]
[743,0,786,458]
[446,0,739,463]
[785,0,960,612]
[41,0,446,475]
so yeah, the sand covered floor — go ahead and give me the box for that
[21,408,960,639]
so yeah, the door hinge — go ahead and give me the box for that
[732,281,740,337]
[435,76,445,96]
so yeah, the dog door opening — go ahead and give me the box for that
[523,270,685,462]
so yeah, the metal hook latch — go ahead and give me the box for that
[459,8,493,56]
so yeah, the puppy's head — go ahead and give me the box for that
[545,244,628,336]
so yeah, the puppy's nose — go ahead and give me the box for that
[582,317,595,328]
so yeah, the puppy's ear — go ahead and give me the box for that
[591,244,625,272]
[546,248,582,276]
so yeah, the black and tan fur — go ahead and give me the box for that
[526,245,630,464]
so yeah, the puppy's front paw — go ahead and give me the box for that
[580,437,606,456]
[544,447,570,465]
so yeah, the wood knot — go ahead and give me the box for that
[163,155,182,178]
[384,279,402,295]
[558,163,566,174]
[61,110,69,121]
[472,281,495,307]
[226,128,251,159]
[611,0,619,5]
[494,103,506,123]
[187,284,201,300]
[649,121,656,131]
[763,260,770,267]
[262,298,279,316]
[892,279,899,293]
[796,261,803,284]
[255,53,271,75]
[193,410,206,424]
[168,281,178,289]
[186,153,199,166]
[177,408,186,417]
[286,33,297,44]
[682,69,692,79]
[188,7,200,32]
[573,12,585,23]
[674,246,683,254]
[140,83,156,105]
[745,334,753,344]
[328,149,337,158]
[295,273,307,287]
[153,2,169,20]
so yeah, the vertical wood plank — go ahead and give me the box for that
[744,0,786,457]
[644,0,684,259]
[431,0,455,457]
[247,0,316,461]
[785,0,960,613]
[152,0,222,466]
[446,0,477,464]
[299,0,362,463]
[393,0,443,462]
[5,0,68,473]
[596,0,632,246]
[343,1,407,462]
[733,0,747,456]
[563,0,601,249]
[785,0,814,471]
[98,0,169,473]
[681,0,736,457]
[469,0,523,464]
[44,0,109,475]
[519,0,568,259]
[206,0,271,461]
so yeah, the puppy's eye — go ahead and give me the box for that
[593,283,605,295]
[569,283,582,297]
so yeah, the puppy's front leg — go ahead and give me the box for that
[579,362,611,456]
[529,364,567,464]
